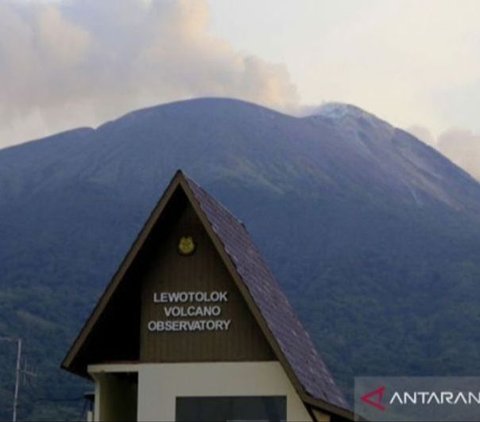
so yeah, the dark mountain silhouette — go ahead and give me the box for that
[1,98,480,420]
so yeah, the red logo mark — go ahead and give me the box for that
[361,386,386,411]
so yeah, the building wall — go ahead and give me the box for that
[140,200,274,362]
[89,361,316,422]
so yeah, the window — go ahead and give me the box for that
[176,396,286,422]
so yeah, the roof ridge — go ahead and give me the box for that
[182,173,247,228]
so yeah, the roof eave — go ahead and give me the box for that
[61,170,186,374]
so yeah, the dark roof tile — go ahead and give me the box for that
[185,175,349,410]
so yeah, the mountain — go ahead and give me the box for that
[1,98,480,420]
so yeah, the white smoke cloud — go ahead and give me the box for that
[406,125,480,180]
[406,126,435,147]
[0,0,298,148]
[436,129,480,180]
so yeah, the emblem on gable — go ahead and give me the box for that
[178,236,196,256]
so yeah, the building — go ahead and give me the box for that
[62,170,353,421]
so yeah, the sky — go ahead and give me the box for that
[0,0,479,177]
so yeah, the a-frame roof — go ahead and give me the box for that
[62,170,352,420]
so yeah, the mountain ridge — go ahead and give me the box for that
[1,97,480,420]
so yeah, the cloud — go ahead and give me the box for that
[0,0,298,148]
[406,125,480,180]
[436,129,480,180]
[406,126,435,146]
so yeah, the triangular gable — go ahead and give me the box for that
[138,187,275,363]
[62,170,352,420]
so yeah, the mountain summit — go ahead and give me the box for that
[1,98,480,420]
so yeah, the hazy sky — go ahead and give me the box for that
[1,0,479,177]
